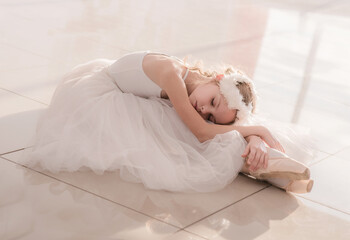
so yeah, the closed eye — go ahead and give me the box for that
[208,98,216,122]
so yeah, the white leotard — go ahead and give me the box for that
[107,50,189,98]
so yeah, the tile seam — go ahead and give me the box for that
[0,156,183,231]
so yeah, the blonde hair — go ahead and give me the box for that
[182,55,257,114]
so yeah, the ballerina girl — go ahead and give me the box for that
[21,50,315,193]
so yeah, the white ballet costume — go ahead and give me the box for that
[20,50,318,193]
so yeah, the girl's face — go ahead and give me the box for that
[189,82,237,124]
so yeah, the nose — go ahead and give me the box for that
[200,105,208,114]
[199,105,210,118]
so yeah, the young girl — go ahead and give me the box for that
[21,50,317,193]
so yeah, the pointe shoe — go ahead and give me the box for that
[268,178,314,193]
[241,147,310,181]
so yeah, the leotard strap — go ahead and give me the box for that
[183,68,189,81]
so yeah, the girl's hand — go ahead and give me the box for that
[257,126,285,153]
[242,136,268,172]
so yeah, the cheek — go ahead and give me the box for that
[233,109,238,117]
[190,90,199,102]
[188,92,195,103]
[232,110,238,122]
[189,93,199,107]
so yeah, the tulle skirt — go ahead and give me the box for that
[19,59,319,193]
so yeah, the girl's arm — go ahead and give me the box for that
[199,123,262,143]
[162,72,208,141]
[162,72,262,143]
[201,122,285,154]
[161,71,283,149]
[245,135,256,142]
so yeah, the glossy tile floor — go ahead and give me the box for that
[1,0,350,239]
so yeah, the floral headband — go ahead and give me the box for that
[216,72,257,125]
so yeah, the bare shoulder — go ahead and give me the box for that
[162,71,188,108]
[142,54,183,91]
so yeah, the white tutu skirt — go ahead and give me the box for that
[20,59,318,193]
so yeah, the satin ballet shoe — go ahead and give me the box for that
[267,178,314,194]
[241,147,310,181]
